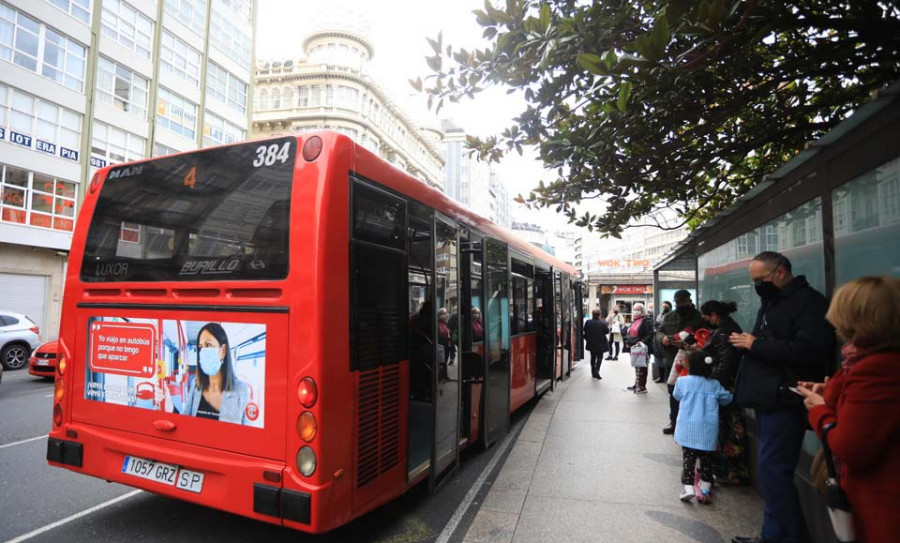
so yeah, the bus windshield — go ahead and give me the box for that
[81,138,295,282]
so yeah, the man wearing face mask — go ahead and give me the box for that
[729,252,834,543]
[656,290,704,434]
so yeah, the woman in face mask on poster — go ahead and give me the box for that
[164,323,252,425]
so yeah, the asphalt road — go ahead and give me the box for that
[0,369,526,543]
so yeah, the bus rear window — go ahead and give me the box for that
[81,138,295,282]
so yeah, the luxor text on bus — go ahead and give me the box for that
[46,132,585,533]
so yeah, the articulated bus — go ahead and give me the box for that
[47,132,584,533]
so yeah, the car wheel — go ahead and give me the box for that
[1,343,31,370]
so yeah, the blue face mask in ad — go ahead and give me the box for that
[199,347,223,376]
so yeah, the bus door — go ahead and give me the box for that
[482,239,510,448]
[534,266,554,393]
[553,272,564,381]
[431,216,461,486]
[559,273,573,378]
[574,281,585,361]
[459,233,484,447]
[406,202,434,483]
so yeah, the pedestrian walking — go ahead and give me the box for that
[624,303,655,393]
[656,290,704,435]
[605,306,624,360]
[583,309,609,379]
[797,276,900,543]
[674,351,733,503]
[729,251,835,543]
[700,299,749,485]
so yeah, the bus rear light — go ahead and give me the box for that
[66,429,78,439]
[297,377,317,407]
[54,378,65,402]
[302,136,322,162]
[88,173,101,194]
[263,470,281,483]
[57,356,67,376]
[297,412,317,442]
[296,447,316,477]
[53,404,63,427]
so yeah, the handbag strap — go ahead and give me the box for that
[819,422,840,479]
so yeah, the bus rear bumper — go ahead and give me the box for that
[45,424,322,530]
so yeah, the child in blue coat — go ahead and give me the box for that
[673,350,733,502]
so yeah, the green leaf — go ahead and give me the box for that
[576,53,606,74]
[649,16,670,57]
[617,81,632,113]
[634,35,656,61]
[539,3,551,33]
[408,77,423,92]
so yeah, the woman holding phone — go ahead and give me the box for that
[797,276,900,543]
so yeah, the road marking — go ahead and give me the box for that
[44,394,53,398]
[0,435,47,450]
[3,489,142,543]
[434,417,524,543]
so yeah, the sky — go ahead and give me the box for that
[255,0,579,232]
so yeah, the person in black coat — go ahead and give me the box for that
[729,252,835,543]
[583,309,609,379]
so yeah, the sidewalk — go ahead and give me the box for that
[463,356,765,543]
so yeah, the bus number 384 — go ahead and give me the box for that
[253,142,291,168]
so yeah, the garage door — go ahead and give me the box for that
[0,273,47,332]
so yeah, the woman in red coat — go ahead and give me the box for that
[798,276,900,543]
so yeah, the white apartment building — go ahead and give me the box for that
[0,0,257,340]
[252,27,445,189]
[442,119,510,228]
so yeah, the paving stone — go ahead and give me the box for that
[481,489,528,514]
[465,510,519,543]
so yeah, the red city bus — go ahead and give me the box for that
[47,132,583,533]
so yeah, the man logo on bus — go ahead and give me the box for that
[245,402,259,422]
[108,165,144,179]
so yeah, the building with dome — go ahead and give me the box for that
[251,27,445,189]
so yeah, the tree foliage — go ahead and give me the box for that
[414,0,900,236]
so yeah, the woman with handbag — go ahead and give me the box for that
[797,276,900,543]
[624,303,655,393]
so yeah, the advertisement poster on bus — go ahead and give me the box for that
[84,317,266,428]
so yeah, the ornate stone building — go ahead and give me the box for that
[252,28,444,189]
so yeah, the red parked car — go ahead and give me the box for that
[28,341,58,378]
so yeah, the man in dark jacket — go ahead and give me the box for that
[729,252,834,543]
[655,290,704,434]
[583,309,609,379]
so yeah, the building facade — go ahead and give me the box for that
[252,28,445,189]
[576,224,689,319]
[441,119,510,228]
[0,0,257,339]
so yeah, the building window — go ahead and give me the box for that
[96,56,149,118]
[0,4,87,91]
[255,88,268,110]
[202,111,245,147]
[271,88,280,109]
[47,0,91,24]
[208,5,250,66]
[90,121,145,172]
[297,86,308,107]
[0,83,82,160]
[206,61,247,114]
[159,31,201,88]
[100,0,153,59]
[152,142,178,157]
[163,0,207,36]
[156,87,197,139]
[1,162,77,231]
[214,0,250,21]
[833,157,900,283]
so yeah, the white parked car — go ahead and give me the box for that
[0,312,42,370]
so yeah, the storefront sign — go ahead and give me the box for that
[1,128,79,162]
[596,258,651,269]
[36,140,56,155]
[10,131,32,148]
[613,285,652,295]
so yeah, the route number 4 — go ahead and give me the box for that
[253,141,291,168]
